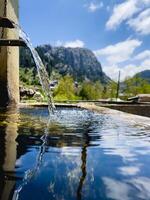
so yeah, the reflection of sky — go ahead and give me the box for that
[118,166,140,176]
[103,177,150,200]
[13,108,150,200]
[103,177,131,200]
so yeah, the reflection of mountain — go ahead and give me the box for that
[17,107,103,148]
[16,116,103,148]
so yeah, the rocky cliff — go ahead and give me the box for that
[20,45,110,84]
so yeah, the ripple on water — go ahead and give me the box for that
[0,107,150,200]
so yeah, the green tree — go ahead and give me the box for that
[20,68,40,86]
[102,82,117,99]
[79,81,103,100]
[124,76,150,97]
[53,75,78,100]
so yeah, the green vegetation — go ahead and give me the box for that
[20,47,150,102]
[53,76,78,101]
[53,77,107,101]
[79,81,103,100]
[102,82,118,99]
[20,67,150,102]
[20,68,40,86]
[124,76,150,97]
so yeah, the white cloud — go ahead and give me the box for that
[106,0,139,30]
[55,39,85,48]
[87,2,103,12]
[94,39,142,65]
[128,8,150,35]
[103,65,134,81]
[103,64,150,81]
[142,0,150,5]
[101,48,150,81]
[134,50,150,60]
[93,38,149,81]
[141,59,150,66]
[106,0,150,30]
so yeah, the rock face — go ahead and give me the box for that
[20,45,110,84]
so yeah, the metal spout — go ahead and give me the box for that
[0,17,15,28]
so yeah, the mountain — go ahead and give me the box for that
[20,45,110,84]
[134,70,150,83]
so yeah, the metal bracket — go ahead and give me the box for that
[0,39,26,47]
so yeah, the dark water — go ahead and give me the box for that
[0,107,150,200]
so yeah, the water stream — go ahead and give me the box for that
[13,23,55,114]
[12,125,49,200]
[11,24,56,199]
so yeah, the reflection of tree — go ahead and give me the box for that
[77,121,91,200]
[0,107,19,200]
[77,143,88,200]
[76,111,105,200]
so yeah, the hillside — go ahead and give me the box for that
[134,70,150,83]
[20,45,110,84]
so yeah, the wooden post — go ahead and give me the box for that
[116,70,121,101]
[0,0,19,107]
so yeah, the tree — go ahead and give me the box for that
[20,68,40,86]
[53,75,78,100]
[124,76,150,97]
[79,81,103,100]
[102,82,117,99]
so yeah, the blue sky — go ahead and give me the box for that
[20,0,150,80]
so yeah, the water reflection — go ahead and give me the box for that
[103,176,150,200]
[77,122,91,200]
[0,107,150,200]
[0,107,19,200]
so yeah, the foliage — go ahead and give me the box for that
[50,70,61,80]
[20,66,150,102]
[124,76,150,97]
[101,82,118,99]
[20,68,40,86]
[53,75,78,100]
[79,81,103,100]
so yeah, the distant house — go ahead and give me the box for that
[128,94,150,103]
[49,80,58,90]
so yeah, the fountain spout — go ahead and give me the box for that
[0,16,15,28]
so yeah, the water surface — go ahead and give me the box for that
[0,107,150,200]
